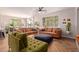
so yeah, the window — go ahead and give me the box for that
[26,18,34,28]
[43,16,58,28]
[9,18,22,28]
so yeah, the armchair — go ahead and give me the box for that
[8,32,48,52]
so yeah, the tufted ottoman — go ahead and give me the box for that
[21,37,48,52]
[34,34,53,44]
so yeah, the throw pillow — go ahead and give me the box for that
[41,29,45,31]
[32,28,36,31]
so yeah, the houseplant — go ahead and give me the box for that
[66,19,71,34]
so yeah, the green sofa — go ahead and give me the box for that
[8,32,48,52]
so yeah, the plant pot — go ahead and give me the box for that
[66,31,70,34]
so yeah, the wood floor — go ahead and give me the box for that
[0,34,78,52]
[48,37,78,52]
[0,35,8,52]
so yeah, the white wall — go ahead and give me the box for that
[77,8,79,35]
[0,15,12,29]
[43,7,77,38]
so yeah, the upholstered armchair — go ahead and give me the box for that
[8,32,48,52]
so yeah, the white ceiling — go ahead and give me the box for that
[0,7,69,18]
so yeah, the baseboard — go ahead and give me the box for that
[62,36,75,40]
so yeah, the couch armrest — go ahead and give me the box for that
[76,35,79,42]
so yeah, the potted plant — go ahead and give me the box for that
[66,19,71,34]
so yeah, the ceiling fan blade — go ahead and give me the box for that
[41,10,46,11]
[39,7,44,11]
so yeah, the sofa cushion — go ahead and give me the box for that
[26,28,32,31]
[32,28,37,31]
[40,29,45,31]
[45,28,48,31]
[47,28,52,32]
[52,29,56,33]
[20,28,25,32]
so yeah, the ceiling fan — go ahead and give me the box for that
[37,7,47,13]
[38,7,44,11]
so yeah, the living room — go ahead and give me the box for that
[0,7,79,52]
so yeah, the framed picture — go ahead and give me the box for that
[67,19,71,21]
[63,22,66,24]
[63,19,66,24]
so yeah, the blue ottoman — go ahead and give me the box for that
[34,34,53,44]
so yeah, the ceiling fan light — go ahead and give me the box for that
[38,11,41,13]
